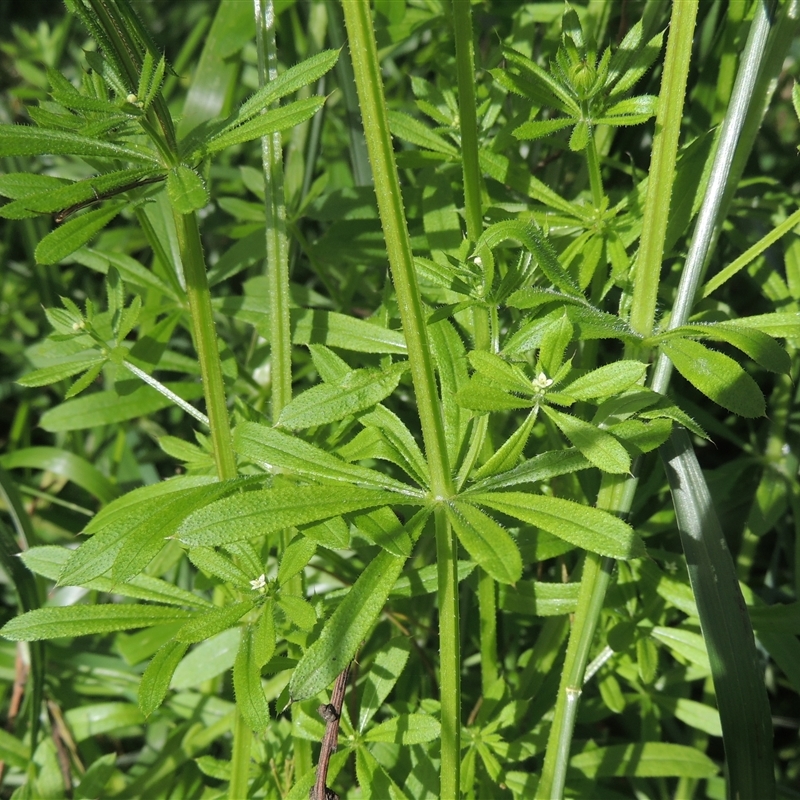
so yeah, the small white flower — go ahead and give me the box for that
[250,573,267,592]
[532,372,553,391]
[126,93,138,104]
[664,561,678,574]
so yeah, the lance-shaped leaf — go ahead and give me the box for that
[178,485,404,547]
[468,350,534,394]
[59,478,242,586]
[138,640,189,717]
[455,377,534,412]
[202,96,325,155]
[660,337,765,418]
[176,599,256,644]
[290,550,406,700]
[166,165,208,214]
[470,491,645,559]
[0,604,192,641]
[466,448,590,493]
[446,501,522,585]
[559,361,648,402]
[233,624,271,733]
[570,742,717,778]
[35,203,125,265]
[388,110,459,157]
[358,637,411,732]
[277,362,408,430]
[0,125,159,162]
[364,713,441,744]
[542,405,631,474]
[234,422,419,496]
[187,547,251,589]
[659,323,791,374]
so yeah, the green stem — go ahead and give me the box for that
[342,4,457,796]
[451,0,483,242]
[228,709,253,800]
[536,473,638,799]
[627,0,699,341]
[650,0,774,394]
[584,121,604,211]
[173,212,237,482]
[435,505,461,800]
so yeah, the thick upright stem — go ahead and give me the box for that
[173,212,237,482]
[342,4,458,796]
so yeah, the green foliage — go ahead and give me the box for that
[0,1,798,799]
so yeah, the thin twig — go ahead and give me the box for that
[309,664,350,800]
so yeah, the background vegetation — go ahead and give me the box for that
[0,1,799,798]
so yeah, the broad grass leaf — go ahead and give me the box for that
[661,430,774,796]
[166,166,208,214]
[357,637,411,732]
[0,125,159,162]
[36,203,125,265]
[542,405,631,474]
[176,600,255,644]
[660,337,765,417]
[233,625,270,733]
[40,381,205,431]
[560,361,647,401]
[178,485,403,547]
[277,363,408,430]
[0,604,192,641]
[138,640,189,717]
[570,742,718,778]
[0,446,119,504]
[470,491,645,559]
[289,550,407,700]
[234,422,418,496]
[467,448,590,493]
[446,501,522,584]
[364,713,441,744]
[498,580,580,616]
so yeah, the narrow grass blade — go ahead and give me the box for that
[661,428,774,799]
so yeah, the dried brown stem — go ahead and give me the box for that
[309,664,350,800]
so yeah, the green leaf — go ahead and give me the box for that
[178,485,403,547]
[663,323,791,374]
[355,748,408,800]
[202,96,325,155]
[277,595,316,632]
[171,628,240,690]
[560,361,648,401]
[570,742,718,778]
[455,377,534,412]
[0,172,68,199]
[292,308,407,354]
[653,695,722,737]
[35,203,125,265]
[234,422,418,496]
[166,166,208,214]
[64,702,144,743]
[473,409,538,481]
[40,381,205,431]
[277,362,408,430]
[0,125,158,162]
[446,501,522,584]
[0,446,119,504]
[470,491,645,559]
[364,713,441,744]
[542,405,631,474]
[0,604,192,641]
[289,550,407,700]
[357,636,411,732]
[278,536,316,587]
[176,600,255,644]
[187,546,251,588]
[468,350,533,394]
[514,117,575,140]
[233,624,271,733]
[138,640,189,717]
[351,506,413,557]
[59,479,240,586]
[467,448,590,493]
[498,580,580,616]
[650,626,710,671]
[660,337,765,417]
[388,110,459,156]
